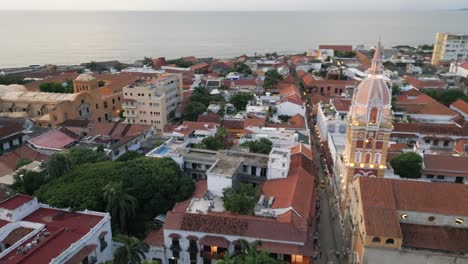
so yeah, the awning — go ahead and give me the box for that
[64,244,97,264]
[259,241,304,256]
[199,236,229,248]
[169,233,181,239]
[187,235,199,240]
[99,231,108,239]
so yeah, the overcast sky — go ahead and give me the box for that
[1,0,467,11]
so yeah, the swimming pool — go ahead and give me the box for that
[149,146,172,156]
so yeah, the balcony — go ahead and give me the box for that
[200,250,225,259]
[123,112,138,118]
[124,103,136,109]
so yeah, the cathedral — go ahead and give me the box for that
[342,42,393,201]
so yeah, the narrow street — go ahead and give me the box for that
[310,124,346,264]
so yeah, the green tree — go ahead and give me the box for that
[229,92,254,111]
[424,89,468,106]
[98,80,106,87]
[114,62,125,71]
[68,147,108,168]
[241,138,273,154]
[231,63,252,75]
[334,50,357,58]
[222,184,259,215]
[190,86,212,106]
[166,58,195,68]
[143,57,154,67]
[36,157,194,237]
[39,81,73,93]
[15,158,32,170]
[197,128,227,151]
[263,69,283,89]
[13,170,47,195]
[0,75,31,85]
[183,101,207,121]
[103,182,138,233]
[115,151,142,162]
[217,240,279,264]
[113,235,149,264]
[46,152,71,179]
[278,115,291,123]
[390,152,423,178]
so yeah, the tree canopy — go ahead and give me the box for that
[218,239,280,264]
[390,152,423,178]
[222,184,259,215]
[113,235,149,264]
[166,58,195,68]
[424,89,468,106]
[241,138,273,154]
[229,92,254,111]
[36,157,194,236]
[39,81,74,93]
[263,69,282,89]
[334,50,357,58]
[15,158,32,170]
[183,101,208,121]
[231,63,252,75]
[0,75,31,85]
[197,128,227,151]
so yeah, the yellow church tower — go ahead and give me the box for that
[342,42,393,198]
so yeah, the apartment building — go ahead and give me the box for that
[431,32,468,65]
[122,74,183,133]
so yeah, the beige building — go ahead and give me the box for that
[431,32,468,65]
[0,74,124,127]
[122,73,183,133]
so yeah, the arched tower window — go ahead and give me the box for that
[372,237,381,243]
[385,238,394,245]
[355,151,362,163]
[365,152,372,164]
[369,107,379,124]
[365,138,374,149]
[374,153,382,164]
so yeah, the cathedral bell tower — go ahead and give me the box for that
[342,42,393,192]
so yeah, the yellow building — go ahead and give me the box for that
[122,73,183,134]
[0,74,122,127]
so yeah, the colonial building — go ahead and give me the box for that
[122,73,183,134]
[0,194,113,263]
[0,74,124,127]
[348,177,468,264]
[341,42,393,210]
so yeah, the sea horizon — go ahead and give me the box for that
[1,10,467,68]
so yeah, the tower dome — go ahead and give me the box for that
[349,42,392,126]
[75,73,96,82]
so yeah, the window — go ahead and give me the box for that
[443,140,449,147]
[96,104,99,109]
[374,153,381,164]
[364,152,371,164]
[328,125,335,133]
[433,140,439,146]
[355,152,362,163]
[99,236,108,251]
[426,174,434,179]
[372,237,381,243]
[189,252,197,264]
[437,175,445,180]
[369,107,378,123]
[385,239,394,245]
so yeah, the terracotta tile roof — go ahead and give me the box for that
[0,194,34,210]
[28,128,79,150]
[64,244,97,264]
[451,99,468,115]
[169,121,218,136]
[221,119,244,130]
[88,122,152,140]
[190,62,210,71]
[453,139,468,155]
[198,112,222,123]
[331,98,351,112]
[393,122,468,137]
[0,123,24,139]
[422,154,468,177]
[296,70,308,79]
[243,117,266,129]
[404,75,446,89]
[266,114,306,129]
[401,223,468,253]
[278,94,303,106]
[290,144,313,160]
[277,83,300,97]
[302,76,357,88]
[2,227,34,245]
[319,45,353,52]
[282,75,296,84]
[145,229,164,247]
[0,145,50,177]
[388,143,408,153]
[310,94,330,105]
[357,177,468,240]
[199,235,229,247]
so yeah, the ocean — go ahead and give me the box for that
[0,11,467,67]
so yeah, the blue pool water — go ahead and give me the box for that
[151,146,172,155]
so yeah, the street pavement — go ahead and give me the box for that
[311,131,346,264]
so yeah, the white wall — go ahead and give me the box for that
[207,173,233,197]
[276,102,305,117]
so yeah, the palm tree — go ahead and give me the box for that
[217,240,279,264]
[46,152,71,179]
[103,182,138,233]
[113,235,149,264]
